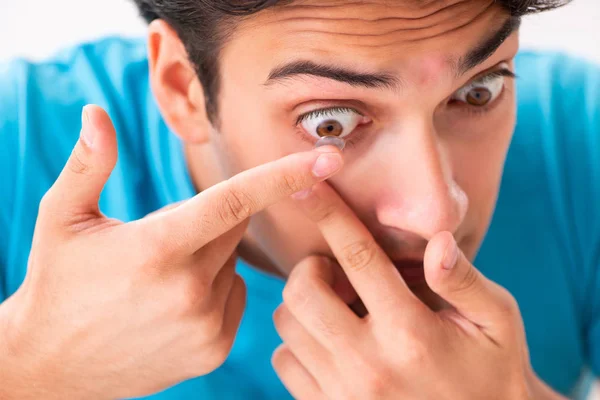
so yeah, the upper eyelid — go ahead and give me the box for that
[452,69,513,96]
[295,106,362,125]
[465,67,515,85]
[295,66,514,123]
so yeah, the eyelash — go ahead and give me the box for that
[294,106,368,148]
[295,106,364,125]
[294,67,517,145]
[448,67,517,116]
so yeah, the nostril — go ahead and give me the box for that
[376,185,466,241]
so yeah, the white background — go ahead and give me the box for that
[0,0,599,63]
[0,0,599,398]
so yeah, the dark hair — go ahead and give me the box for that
[133,0,571,122]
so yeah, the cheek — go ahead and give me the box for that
[450,108,516,252]
[247,200,329,272]
[216,87,329,272]
[217,79,311,177]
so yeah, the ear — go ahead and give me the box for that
[147,19,211,144]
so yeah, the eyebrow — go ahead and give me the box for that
[266,60,401,91]
[457,16,521,75]
[265,16,520,90]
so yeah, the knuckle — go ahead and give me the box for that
[292,256,323,278]
[358,365,393,399]
[218,187,253,225]
[176,276,211,313]
[67,145,92,176]
[38,191,56,216]
[341,240,377,272]
[189,344,229,376]
[271,345,289,371]
[496,288,520,319]
[142,218,180,258]
[201,309,226,340]
[272,306,288,332]
[400,339,428,368]
[311,201,338,223]
[140,229,170,264]
[313,309,343,339]
[205,335,235,371]
[282,275,311,310]
[281,173,305,194]
[453,264,480,294]
[394,328,429,368]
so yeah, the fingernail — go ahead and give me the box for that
[442,235,459,270]
[312,153,343,178]
[291,188,312,200]
[80,106,95,148]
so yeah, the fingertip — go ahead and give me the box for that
[314,144,343,155]
[311,150,344,179]
[83,104,109,120]
[424,232,456,286]
[271,343,288,365]
[82,104,118,160]
[441,233,459,270]
[424,232,453,267]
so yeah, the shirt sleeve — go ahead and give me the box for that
[562,56,600,377]
[0,60,24,301]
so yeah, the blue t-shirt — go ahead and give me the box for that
[0,38,599,399]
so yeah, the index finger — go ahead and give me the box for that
[142,146,344,254]
[293,182,422,317]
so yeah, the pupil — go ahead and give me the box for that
[467,88,491,106]
[317,119,344,137]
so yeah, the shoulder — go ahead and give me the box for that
[514,50,600,136]
[509,51,599,194]
[504,50,599,301]
[0,35,150,186]
[512,50,599,209]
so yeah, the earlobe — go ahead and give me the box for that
[147,19,211,144]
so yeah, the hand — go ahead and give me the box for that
[272,182,563,400]
[0,105,344,399]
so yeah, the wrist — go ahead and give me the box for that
[0,293,54,399]
[0,294,28,399]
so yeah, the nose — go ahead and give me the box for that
[373,120,468,241]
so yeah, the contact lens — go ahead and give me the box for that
[314,136,346,151]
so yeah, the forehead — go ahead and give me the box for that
[222,0,509,85]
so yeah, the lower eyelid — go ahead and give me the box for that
[294,122,371,149]
[294,85,507,146]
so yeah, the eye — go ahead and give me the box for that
[298,107,367,139]
[451,68,509,107]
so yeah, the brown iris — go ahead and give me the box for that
[316,119,343,137]
[466,87,492,106]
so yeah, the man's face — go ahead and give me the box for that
[190,0,518,286]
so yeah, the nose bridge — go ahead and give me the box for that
[374,118,468,239]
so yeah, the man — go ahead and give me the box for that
[0,0,598,398]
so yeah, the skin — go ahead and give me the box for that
[147,0,566,397]
[0,107,344,398]
[163,0,515,289]
[0,0,568,398]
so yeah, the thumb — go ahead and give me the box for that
[44,105,118,224]
[424,232,519,332]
